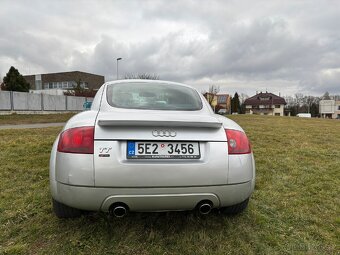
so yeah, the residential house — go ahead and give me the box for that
[203,93,231,113]
[244,92,286,116]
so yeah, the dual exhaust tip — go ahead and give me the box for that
[109,204,128,218]
[109,200,213,218]
[197,201,213,215]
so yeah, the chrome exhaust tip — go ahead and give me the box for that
[110,205,128,218]
[198,202,212,215]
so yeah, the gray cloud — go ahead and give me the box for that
[0,0,339,96]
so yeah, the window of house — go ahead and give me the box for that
[275,105,280,108]
[44,83,49,89]
[275,113,280,116]
[80,82,88,89]
[53,82,57,89]
[62,82,68,88]
[217,95,226,103]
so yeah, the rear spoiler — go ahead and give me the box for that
[97,120,222,129]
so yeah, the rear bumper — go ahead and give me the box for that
[51,180,254,212]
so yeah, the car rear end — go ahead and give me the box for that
[50,80,255,217]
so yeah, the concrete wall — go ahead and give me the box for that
[0,91,92,112]
[13,92,42,111]
[0,91,11,110]
[43,94,67,111]
[67,96,86,111]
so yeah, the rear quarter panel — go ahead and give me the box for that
[51,110,98,187]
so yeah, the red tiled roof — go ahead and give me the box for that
[244,92,286,106]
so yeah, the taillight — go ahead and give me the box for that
[225,129,251,154]
[57,126,94,154]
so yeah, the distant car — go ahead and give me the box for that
[83,101,92,111]
[217,109,227,115]
[297,113,311,118]
[50,80,255,218]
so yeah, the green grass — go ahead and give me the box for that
[0,116,339,254]
[0,113,75,125]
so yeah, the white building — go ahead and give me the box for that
[319,100,340,119]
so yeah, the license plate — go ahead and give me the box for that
[127,141,200,159]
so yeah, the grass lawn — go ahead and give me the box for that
[0,113,76,125]
[0,115,339,254]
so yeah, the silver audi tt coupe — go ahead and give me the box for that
[50,80,255,218]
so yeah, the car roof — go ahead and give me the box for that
[104,79,197,90]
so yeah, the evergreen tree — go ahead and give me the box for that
[231,92,240,113]
[310,103,319,117]
[2,66,30,92]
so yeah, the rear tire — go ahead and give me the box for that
[52,199,83,218]
[220,198,249,215]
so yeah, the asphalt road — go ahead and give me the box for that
[0,122,65,130]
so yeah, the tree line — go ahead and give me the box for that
[1,66,336,116]
[203,85,338,117]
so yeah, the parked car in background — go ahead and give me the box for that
[83,101,92,111]
[297,113,311,118]
[50,80,255,218]
[217,108,227,115]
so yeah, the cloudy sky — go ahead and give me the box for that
[1,0,340,96]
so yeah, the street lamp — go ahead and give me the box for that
[116,57,122,80]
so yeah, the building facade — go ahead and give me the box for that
[244,92,286,116]
[203,93,231,113]
[319,100,340,119]
[24,71,105,92]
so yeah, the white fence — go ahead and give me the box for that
[0,91,93,112]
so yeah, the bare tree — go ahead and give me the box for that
[203,85,220,105]
[295,93,304,105]
[239,93,249,104]
[124,73,160,80]
[294,93,304,113]
[304,96,320,113]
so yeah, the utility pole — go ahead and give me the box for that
[116,57,122,80]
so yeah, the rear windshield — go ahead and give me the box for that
[106,82,202,111]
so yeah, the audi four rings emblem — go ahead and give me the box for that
[152,129,177,137]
